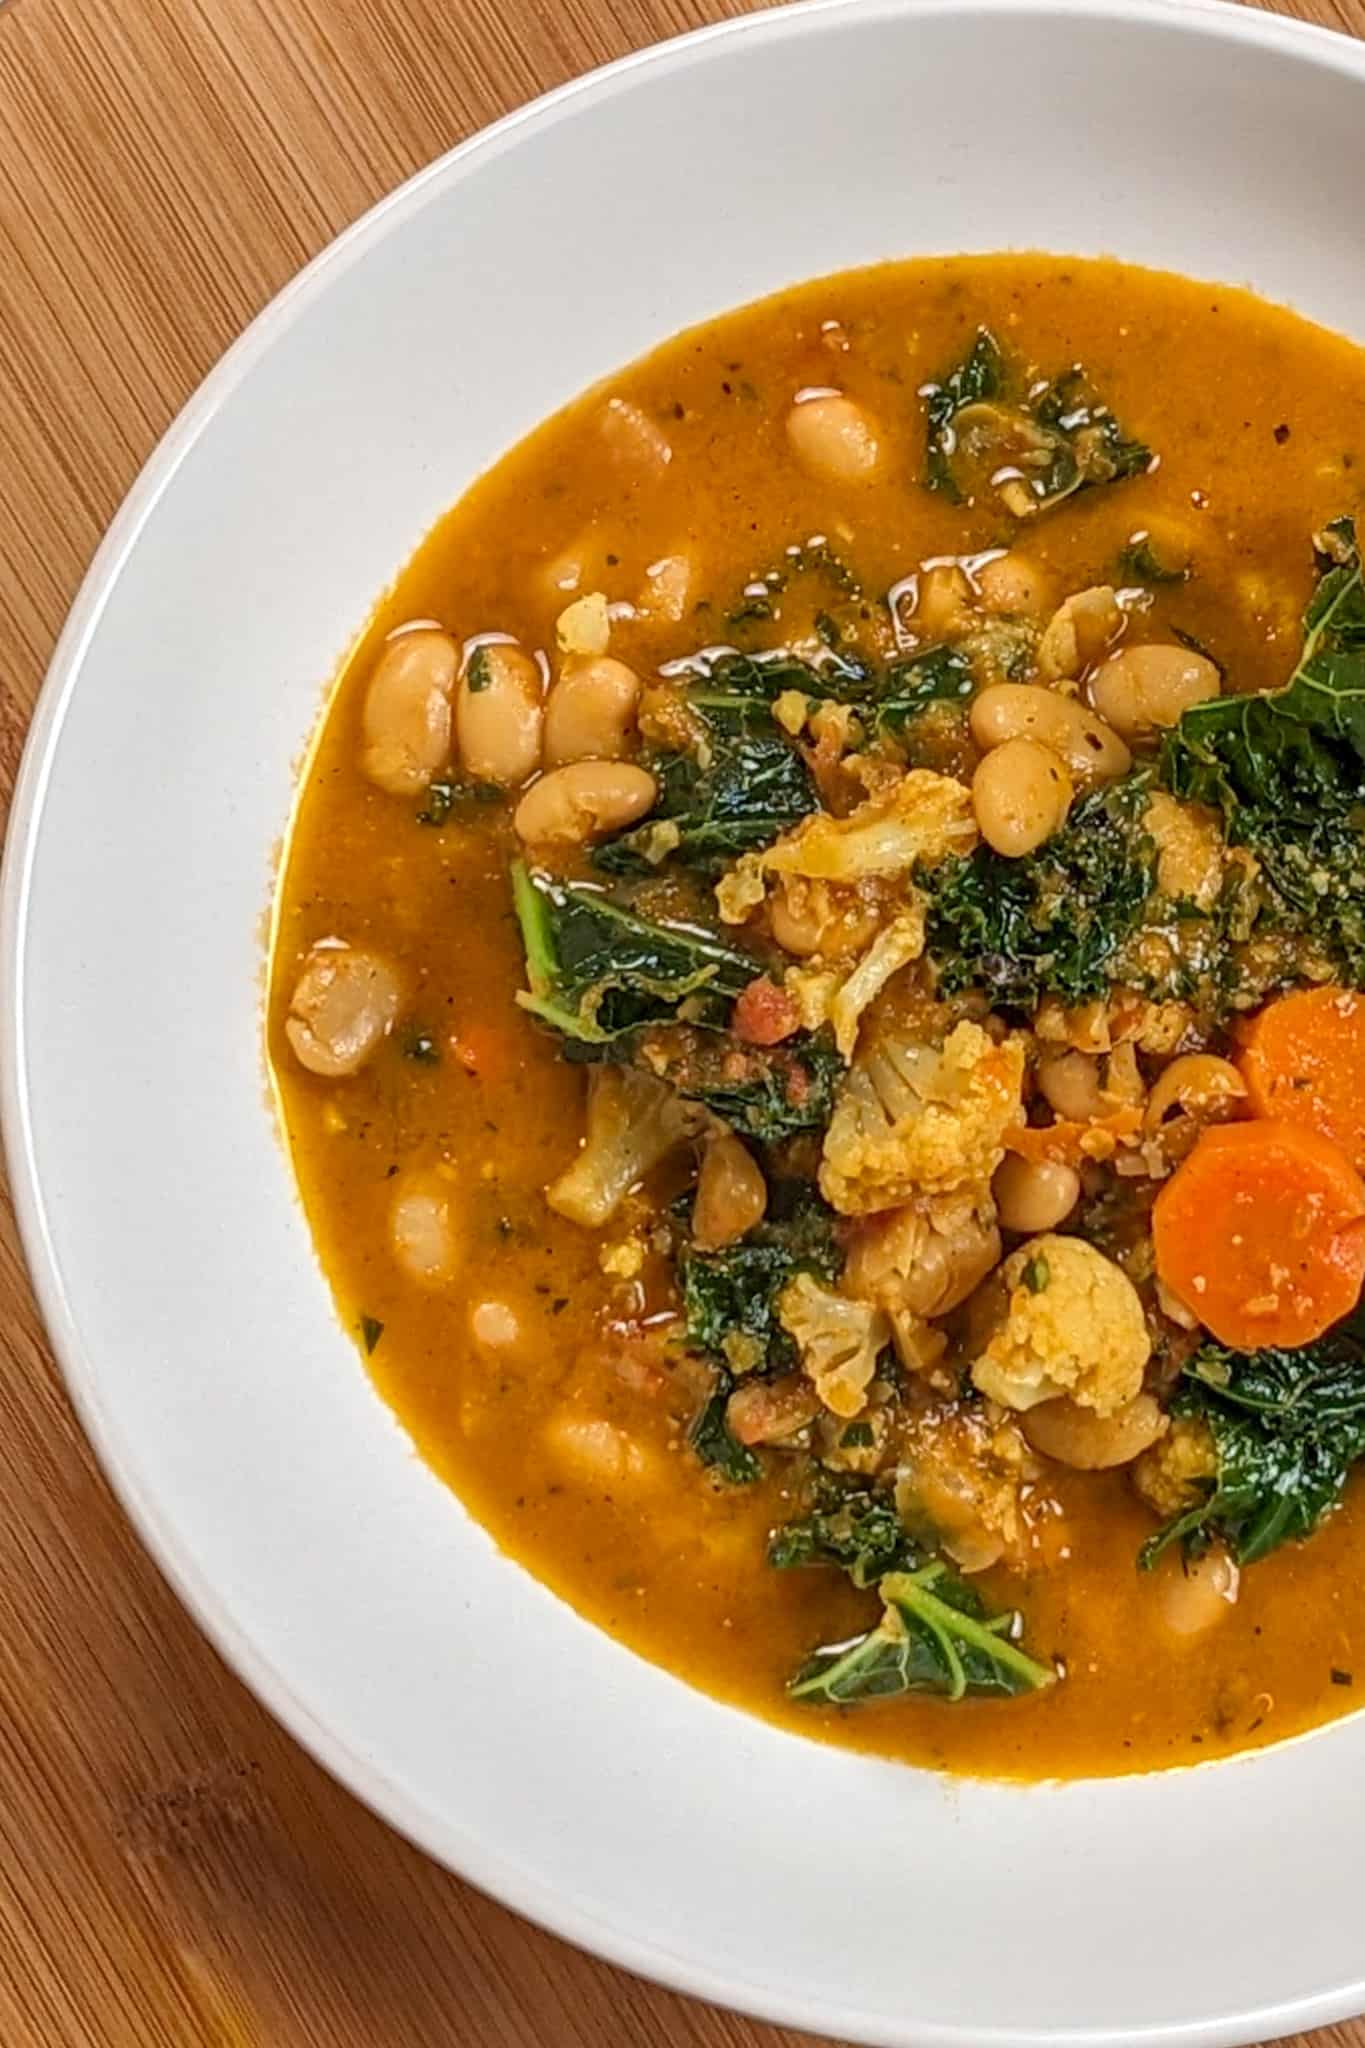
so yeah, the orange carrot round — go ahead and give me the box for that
[1237,985,1365,1169]
[1153,1119,1365,1349]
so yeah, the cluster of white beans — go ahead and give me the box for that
[287,600,673,1297]
[952,561,1222,859]
[358,622,658,850]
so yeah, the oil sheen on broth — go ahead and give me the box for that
[270,255,1365,1778]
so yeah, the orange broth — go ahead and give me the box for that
[269,255,1365,1776]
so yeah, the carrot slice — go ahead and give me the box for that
[1237,985,1365,1168]
[1152,1118,1365,1349]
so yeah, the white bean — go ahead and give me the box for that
[992,1154,1081,1233]
[1090,644,1221,741]
[1143,1053,1246,1132]
[970,682,1132,782]
[360,629,458,795]
[911,563,972,639]
[598,397,672,474]
[546,1413,649,1484]
[544,657,642,766]
[285,944,401,1078]
[389,1178,458,1287]
[1152,1544,1241,1639]
[513,761,656,846]
[640,553,694,622]
[456,643,543,786]
[971,737,1072,856]
[1037,1050,1104,1121]
[786,393,882,483]
[976,553,1051,619]
[692,1134,767,1251]
[1023,1393,1167,1470]
[469,1299,522,1351]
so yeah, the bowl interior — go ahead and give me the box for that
[8,4,1365,2044]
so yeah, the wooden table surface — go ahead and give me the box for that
[1,0,1363,2042]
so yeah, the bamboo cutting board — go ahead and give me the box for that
[0,1,1362,2043]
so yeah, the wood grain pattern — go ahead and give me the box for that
[0,1,1360,2042]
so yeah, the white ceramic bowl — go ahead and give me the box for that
[7,2,1365,2041]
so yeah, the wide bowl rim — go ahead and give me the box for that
[7,1,1365,2043]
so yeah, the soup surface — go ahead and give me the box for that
[270,255,1365,1778]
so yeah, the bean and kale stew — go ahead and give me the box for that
[270,256,1365,1777]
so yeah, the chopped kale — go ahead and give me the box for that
[682,644,876,715]
[872,644,975,735]
[923,327,1149,515]
[1027,365,1151,508]
[1162,517,1365,980]
[1021,1253,1051,1294]
[511,864,755,1047]
[1141,1328,1365,1568]
[689,1375,761,1484]
[789,1563,1055,1704]
[681,1183,839,1375]
[769,1485,917,1587]
[594,729,817,874]
[926,776,1158,1011]
[923,327,1007,500]
[1164,518,1365,809]
[1118,534,1190,585]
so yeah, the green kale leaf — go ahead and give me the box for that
[1027,365,1151,509]
[871,644,975,735]
[923,327,1006,499]
[593,729,818,874]
[688,1374,761,1485]
[1141,1330,1365,1568]
[511,864,755,1047]
[642,1022,843,1141]
[769,1485,918,1588]
[923,327,1149,514]
[1162,517,1365,980]
[1117,534,1190,585]
[788,1562,1056,1704]
[1163,518,1365,815]
[681,1181,838,1374]
[683,1184,839,1484]
[680,644,876,716]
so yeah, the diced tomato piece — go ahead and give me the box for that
[732,975,799,1046]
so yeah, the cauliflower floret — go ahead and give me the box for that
[1036,584,1122,681]
[783,962,842,1033]
[780,906,927,1057]
[547,1066,703,1228]
[776,1272,890,1419]
[1132,1413,1218,1520]
[715,768,976,925]
[827,907,927,1058]
[895,1404,1056,1573]
[555,590,610,657]
[820,1019,1026,1216]
[971,1233,1150,1417]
